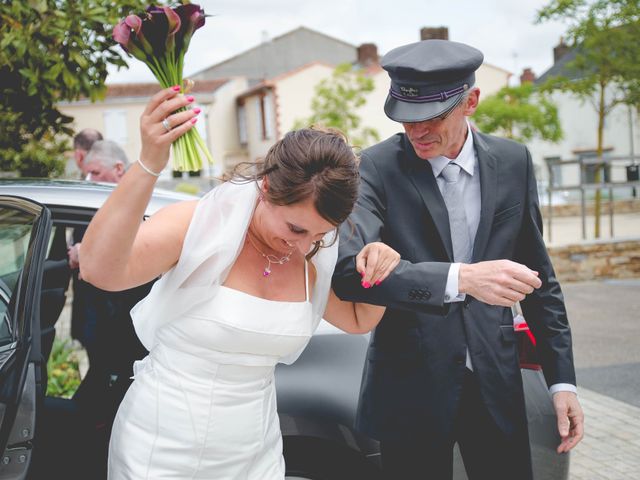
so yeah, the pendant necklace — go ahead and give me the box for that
[247,231,293,277]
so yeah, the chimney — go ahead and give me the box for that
[357,43,379,67]
[520,68,536,84]
[553,37,570,63]
[420,27,449,41]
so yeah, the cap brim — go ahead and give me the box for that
[384,93,463,123]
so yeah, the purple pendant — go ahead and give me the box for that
[263,268,271,277]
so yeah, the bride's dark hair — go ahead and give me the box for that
[230,127,359,256]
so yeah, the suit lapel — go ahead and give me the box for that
[472,132,497,262]
[403,136,454,261]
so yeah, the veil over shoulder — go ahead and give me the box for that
[130,179,338,363]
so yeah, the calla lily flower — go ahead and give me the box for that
[175,4,206,53]
[163,6,182,53]
[112,3,213,172]
[113,20,147,62]
[125,14,154,57]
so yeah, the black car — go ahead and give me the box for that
[0,179,568,479]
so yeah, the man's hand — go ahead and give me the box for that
[458,260,542,307]
[68,243,81,273]
[553,391,584,453]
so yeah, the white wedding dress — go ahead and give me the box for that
[108,262,314,479]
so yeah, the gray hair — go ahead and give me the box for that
[84,140,130,169]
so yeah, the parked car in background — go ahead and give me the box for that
[0,179,569,479]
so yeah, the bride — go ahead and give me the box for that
[80,86,401,479]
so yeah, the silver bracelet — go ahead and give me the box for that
[137,158,162,177]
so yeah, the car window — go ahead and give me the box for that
[0,207,36,346]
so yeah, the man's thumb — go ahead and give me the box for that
[557,415,569,437]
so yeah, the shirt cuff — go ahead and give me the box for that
[444,263,465,303]
[549,383,577,395]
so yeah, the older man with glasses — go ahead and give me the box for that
[332,39,583,479]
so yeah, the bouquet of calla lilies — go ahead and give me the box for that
[113,3,213,172]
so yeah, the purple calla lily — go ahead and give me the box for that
[141,6,170,57]
[124,14,154,56]
[113,20,147,62]
[112,3,213,172]
[162,6,182,54]
[175,3,206,53]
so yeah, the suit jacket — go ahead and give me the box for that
[332,131,576,442]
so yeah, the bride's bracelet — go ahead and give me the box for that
[137,158,162,177]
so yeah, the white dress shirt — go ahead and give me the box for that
[432,122,577,395]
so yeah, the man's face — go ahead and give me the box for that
[83,159,124,183]
[402,88,480,160]
[74,149,87,170]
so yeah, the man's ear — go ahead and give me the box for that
[463,88,481,116]
[74,150,86,169]
[115,162,126,178]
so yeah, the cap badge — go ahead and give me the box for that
[399,86,419,97]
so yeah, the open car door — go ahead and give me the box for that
[0,196,51,479]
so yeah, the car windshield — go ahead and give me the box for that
[0,207,35,345]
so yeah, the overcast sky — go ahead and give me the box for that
[106,0,569,84]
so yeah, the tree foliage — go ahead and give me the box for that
[296,63,380,149]
[537,0,640,237]
[0,0,155,177]
[473,83,563,144]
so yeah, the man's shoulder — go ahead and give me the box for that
[361,133,407,160]
[473,130,528,158]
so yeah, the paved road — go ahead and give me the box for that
[562,279,640,407]
[560,278,640,480]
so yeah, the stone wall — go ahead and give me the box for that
[548,239,640,283]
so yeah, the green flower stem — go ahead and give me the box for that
[135,48,214,171]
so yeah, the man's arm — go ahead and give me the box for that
[334,151,542,311]
[515,149,576,388]
[514,149,583,452]
[333,154,451,311]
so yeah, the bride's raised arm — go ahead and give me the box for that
[80,87,199,291]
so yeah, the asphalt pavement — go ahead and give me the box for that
[562,279,640,407]
[560,278,640,480]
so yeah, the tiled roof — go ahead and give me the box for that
[536,48,584,85]
[190,26,355,78]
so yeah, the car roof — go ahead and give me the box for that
[0,179,198,215]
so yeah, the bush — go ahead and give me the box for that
[47,339,82,398]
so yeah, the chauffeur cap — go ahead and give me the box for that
[381,39,484,123]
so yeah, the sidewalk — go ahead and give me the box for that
[544,212,640,247]
[570,387,640,480]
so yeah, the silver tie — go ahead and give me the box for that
[440,162,472,263]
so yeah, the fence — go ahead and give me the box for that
[543,154,640,242]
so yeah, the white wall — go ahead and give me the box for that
[275,63,334,134]
[475,64,512,98]
[205,77,250,174]
[527,87,640,186]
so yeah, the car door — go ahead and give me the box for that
[0,196,51,479]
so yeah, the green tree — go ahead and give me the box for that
[473,83,563,144]
[296,63,380,148]
[0,0,155,177]
[537,0,640,238]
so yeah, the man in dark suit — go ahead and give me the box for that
[332,39,584,479]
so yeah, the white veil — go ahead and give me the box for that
[130,180,338,364]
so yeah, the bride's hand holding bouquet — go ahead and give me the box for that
[113,3,212,172]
